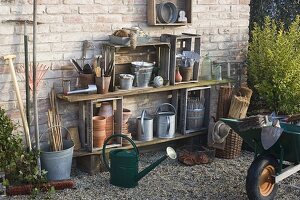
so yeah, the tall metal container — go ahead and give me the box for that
[131,61,154,88]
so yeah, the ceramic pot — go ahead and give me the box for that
[175,68,182,82]
[122,108,132,124]
[180,67,193,81]
[93,116,106,131]
[95,76,111,94]
[93,134,106,148]
[98,102,113,117]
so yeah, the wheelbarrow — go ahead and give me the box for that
[221,118,300,200]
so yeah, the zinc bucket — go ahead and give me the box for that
[40,126,74,181]
[40,140,74,181]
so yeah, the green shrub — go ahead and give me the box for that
[0,107,47,186]
[248,16,300,114]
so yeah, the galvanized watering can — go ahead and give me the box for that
[102,134,177,188]
[156,103,176,138]
[137,110,153,141]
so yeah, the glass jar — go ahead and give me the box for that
[200,54,212,80]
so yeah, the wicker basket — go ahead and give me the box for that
[215,130,243,159]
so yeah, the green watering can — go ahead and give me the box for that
[102,134,177,188]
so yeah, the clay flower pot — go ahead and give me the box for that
[93,130,106,148]
[122,108,132,124]
[95,76,111,94]
[180,66,193,81]
[93,116,106,131]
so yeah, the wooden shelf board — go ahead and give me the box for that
[104,39,170,48]
[58,79,232,103]
[73,131,207,157]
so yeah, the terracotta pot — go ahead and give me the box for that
[175,68,182,82]
[95,76,111,94]
[180,66,193,81]
[122,108,132,124]
[93,116,106,131]
[98,102,113,117]
[93,134,106,148]
[93,130,106,137]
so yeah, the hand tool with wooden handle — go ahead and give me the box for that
[2,55,32,150]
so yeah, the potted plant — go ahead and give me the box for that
[248,16,300,115]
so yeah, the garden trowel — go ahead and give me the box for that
[67,85,97,95]
[261,119,283,150]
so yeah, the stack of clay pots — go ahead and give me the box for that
[122,108,132,146]
[98,102,114,143]
[93,116,106,148]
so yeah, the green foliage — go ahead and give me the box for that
[0,107,47,187]
[250,0,300,31]
[248,16,300,114]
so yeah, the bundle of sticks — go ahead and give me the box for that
[238,115,270,131]
[47,88,63,151]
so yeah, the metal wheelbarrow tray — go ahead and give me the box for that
[221,118,300,200]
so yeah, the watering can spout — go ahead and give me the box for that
[136,147,177,181]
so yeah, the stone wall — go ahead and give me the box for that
[0,0,250,137]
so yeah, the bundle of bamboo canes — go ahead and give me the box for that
[47,88,63,151]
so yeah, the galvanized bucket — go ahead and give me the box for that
[40,126,74,181]
[137,110,153,141]
[155,103,176,138]
[131,62,154,88]
[119,74,134,90]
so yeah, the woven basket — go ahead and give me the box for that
[215,130,243,159]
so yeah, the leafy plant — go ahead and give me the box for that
[248,16,300,114]
[0,107,47,187]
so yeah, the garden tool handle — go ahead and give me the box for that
[102,134,139,172]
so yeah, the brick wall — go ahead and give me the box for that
[0,0,250,137]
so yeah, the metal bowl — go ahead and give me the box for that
[156,2,178,24]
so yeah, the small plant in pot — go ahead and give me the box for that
[248,16,300,115]
[0,107,47,195]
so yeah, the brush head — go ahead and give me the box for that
[166,147,177,160]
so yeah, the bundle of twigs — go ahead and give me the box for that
[47,88,63,151]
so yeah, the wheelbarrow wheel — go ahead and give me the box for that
[246,155,278,200]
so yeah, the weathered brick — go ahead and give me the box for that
[0,25,14,35]
[219,0,239,4]
[193,5,210,12]
[240,0,250,5]
[82,23,111,32]
[28,0,60,4]
[63,15,94,23]
[210,34,231,42]
[109,5,133,13]
[61,32,93,42]
[50,24,82,33]
[0,6,10,15]
[64,0,93,5]
[198,0,218,4]
[95,14,123,23]
[79,5,109,14]
[218,42,238,49]
[47,5,73,14]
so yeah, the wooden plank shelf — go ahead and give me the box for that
[73,130,207,157]
[57,79,231,103]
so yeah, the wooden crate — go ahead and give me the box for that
[78,97,123,152]
[160,34,201,85]
[179,86,210,135]
[147,0,192,26]
[103,41,170,91]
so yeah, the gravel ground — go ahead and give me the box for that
[3,150,300,200]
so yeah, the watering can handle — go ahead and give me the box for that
[155,103,176,114]
[39,125,72,142]
[102,134,139,172]
[166,116,170,136]
[141,109,146,135]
